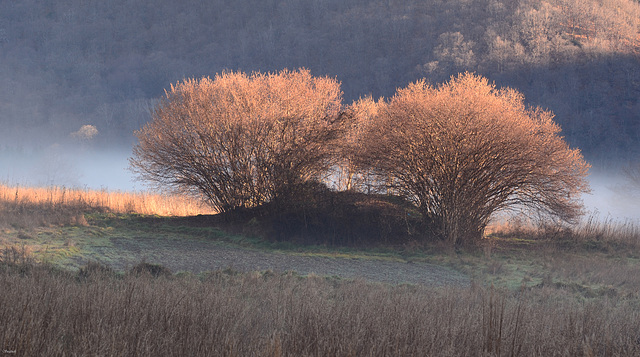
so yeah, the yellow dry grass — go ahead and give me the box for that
[0,184,215,217]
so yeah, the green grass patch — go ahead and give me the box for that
[3,211,640,302]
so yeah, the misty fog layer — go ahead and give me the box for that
[2,148,639,224]
[0,146,135,191]
[584,169,640,223]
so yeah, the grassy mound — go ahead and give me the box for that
[215,183,431,246]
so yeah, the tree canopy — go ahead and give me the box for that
[130,69,344,213]
[352,73,590,245]
[132,69,590,246]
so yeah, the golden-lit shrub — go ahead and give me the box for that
[131,69,345,213]
[353,73,590,245]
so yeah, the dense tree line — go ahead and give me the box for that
[0,0,639,163]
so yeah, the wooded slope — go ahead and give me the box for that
[0,0,638,162]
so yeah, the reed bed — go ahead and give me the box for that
[0,255,639,357]
[572,214,640,246]
[487,212,640,248]
[0,184,215,227]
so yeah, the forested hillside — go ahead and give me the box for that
[1,0,639,163]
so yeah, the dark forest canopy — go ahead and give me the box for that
[0,0,639,163]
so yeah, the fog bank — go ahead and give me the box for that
[582,169,640,223]
[2,147,638,224]
[0,145,137,191]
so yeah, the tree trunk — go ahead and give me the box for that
[441,208,484,246]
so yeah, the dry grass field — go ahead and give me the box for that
[2,184,640,356]
[0,184,214,228]
[1,253,639,356]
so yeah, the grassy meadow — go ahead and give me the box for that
[0,183,215,223]
[2,184,640,356]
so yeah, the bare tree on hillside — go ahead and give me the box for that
[353,73,591,246]
[130,69,344,213]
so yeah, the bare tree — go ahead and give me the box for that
[130,69,344,213]
[354,73,590,245]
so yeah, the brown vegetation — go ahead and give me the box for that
[130,69,345,213]
[0,184,212,228]
[2,181,640,356]
[334,95,382,192]
[130,70,590,247]
[489,212,640,251]
[252,187,427,246]
[352,73,590,246]
[1,254,639,356]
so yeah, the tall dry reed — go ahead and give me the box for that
[1,257,639,356]
[572,213,640,246]
[487,212,640,248]
[0,184,215,227]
